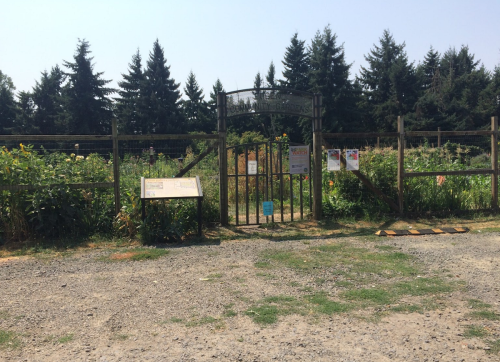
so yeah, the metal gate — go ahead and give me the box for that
[227,141,312,225]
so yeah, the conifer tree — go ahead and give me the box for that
[308,26,360,136]
[31,66,66,134]
[0,70,17,134]
[358,30,418,132]
[63,39,114,134]
[14,91,37,134]
[143,39,183,134]
[280,33,309,91]
[182,71,210,132]
[116,49,146,134]
[207,78,225,130]
[266,62,276,88]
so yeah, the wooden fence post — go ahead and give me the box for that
[112,119,121,215]
[492,116,498,210]
[312,94,323,220]
[397,116,404,214]
[437,127,441,148]
[217,92,229,225]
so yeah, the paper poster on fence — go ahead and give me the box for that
[248,160,258,175]
[289,145,310,174]
[327,149,341,171]
[346,149,359,171]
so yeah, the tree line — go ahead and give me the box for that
[1,27,499,143]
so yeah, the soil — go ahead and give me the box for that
[1,230,500,362]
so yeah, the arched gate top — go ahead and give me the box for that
[221,88,317,119]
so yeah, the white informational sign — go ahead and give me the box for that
[248,160,258,175]
[346,149,359,171]
[289,145,310,174]
[327,149,341,171]
[141,176,203,199]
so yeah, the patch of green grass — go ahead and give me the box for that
[223,310,237,317]
[0,330,21,349]
[168,317,184,323]
[256,272,277,280]
[468,299,492,310]
[245,295,304,325]
[335,280,354,288]
[254,261,272,269]
[389,304,424,313]
[57,334,74,344]
[304,292,352,314]
[126,248,170,261]
[111,334,129,341]
[469,310,500,321]
[185,316,219,327]
[486,339,500,354]
[342,288,394,305]
[375,245,397,251]
[464,325,489,338]
[100,248,170,261]
[0,311,9,320]
[392,277,453,296]
[205,273,223,279]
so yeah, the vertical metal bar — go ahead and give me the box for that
[112,119,121,215]
[397,116,405,214]
[255,143,260,224]
[265,142,269,224]
[234,147,239,226]
[312,93,323,220]
[279,143,284,222]
[245,145,249,225]
[269,141,275,223]
[217,92,228,225]
[437,127,441,148]
[299,174,304,219]
[289,166,294,222]
[309,148,312,213]
[491,116,498,209]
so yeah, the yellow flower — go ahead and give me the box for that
[70,153,75,158]
[283,133,287,137]
[6,167,10,174]
[19,143,27,154]
[66,158,71,162]
[76,155,84,161]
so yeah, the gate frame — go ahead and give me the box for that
[217,88,322,225]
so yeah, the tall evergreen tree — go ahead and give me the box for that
[207,78,225,130]
[143,39,183,134]
[418,46,441,91]
[116,49,146,134]
[280,33,309,91]
[13,91,37,134]
[182,71,210,133]
[0,70,17,134]
[31,66,66,134]
[63,39,114,134]
[308,26,360,137]
[358,29,418,132]
[265,61,276,88]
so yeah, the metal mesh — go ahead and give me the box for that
[226,89,313,119]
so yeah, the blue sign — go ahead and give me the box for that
[263,201,273,216]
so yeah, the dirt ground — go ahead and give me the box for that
[1,229,500,362]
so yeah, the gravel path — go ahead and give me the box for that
[1,231,500,361]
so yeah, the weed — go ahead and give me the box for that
[468,299,492,310]
[102,248,170,261]
[469,310,500,321]
[0,330,21,349]
[463,325,489,338]
[486,339,500,354]
[57,334,74,344]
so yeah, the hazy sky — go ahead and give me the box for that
[1,0,499,100]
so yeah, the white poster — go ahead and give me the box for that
[289,145,310,174]
[346,149,359,171]
[247,160,258,175]
[327,149,341,171]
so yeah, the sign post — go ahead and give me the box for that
[140,176,204,236]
